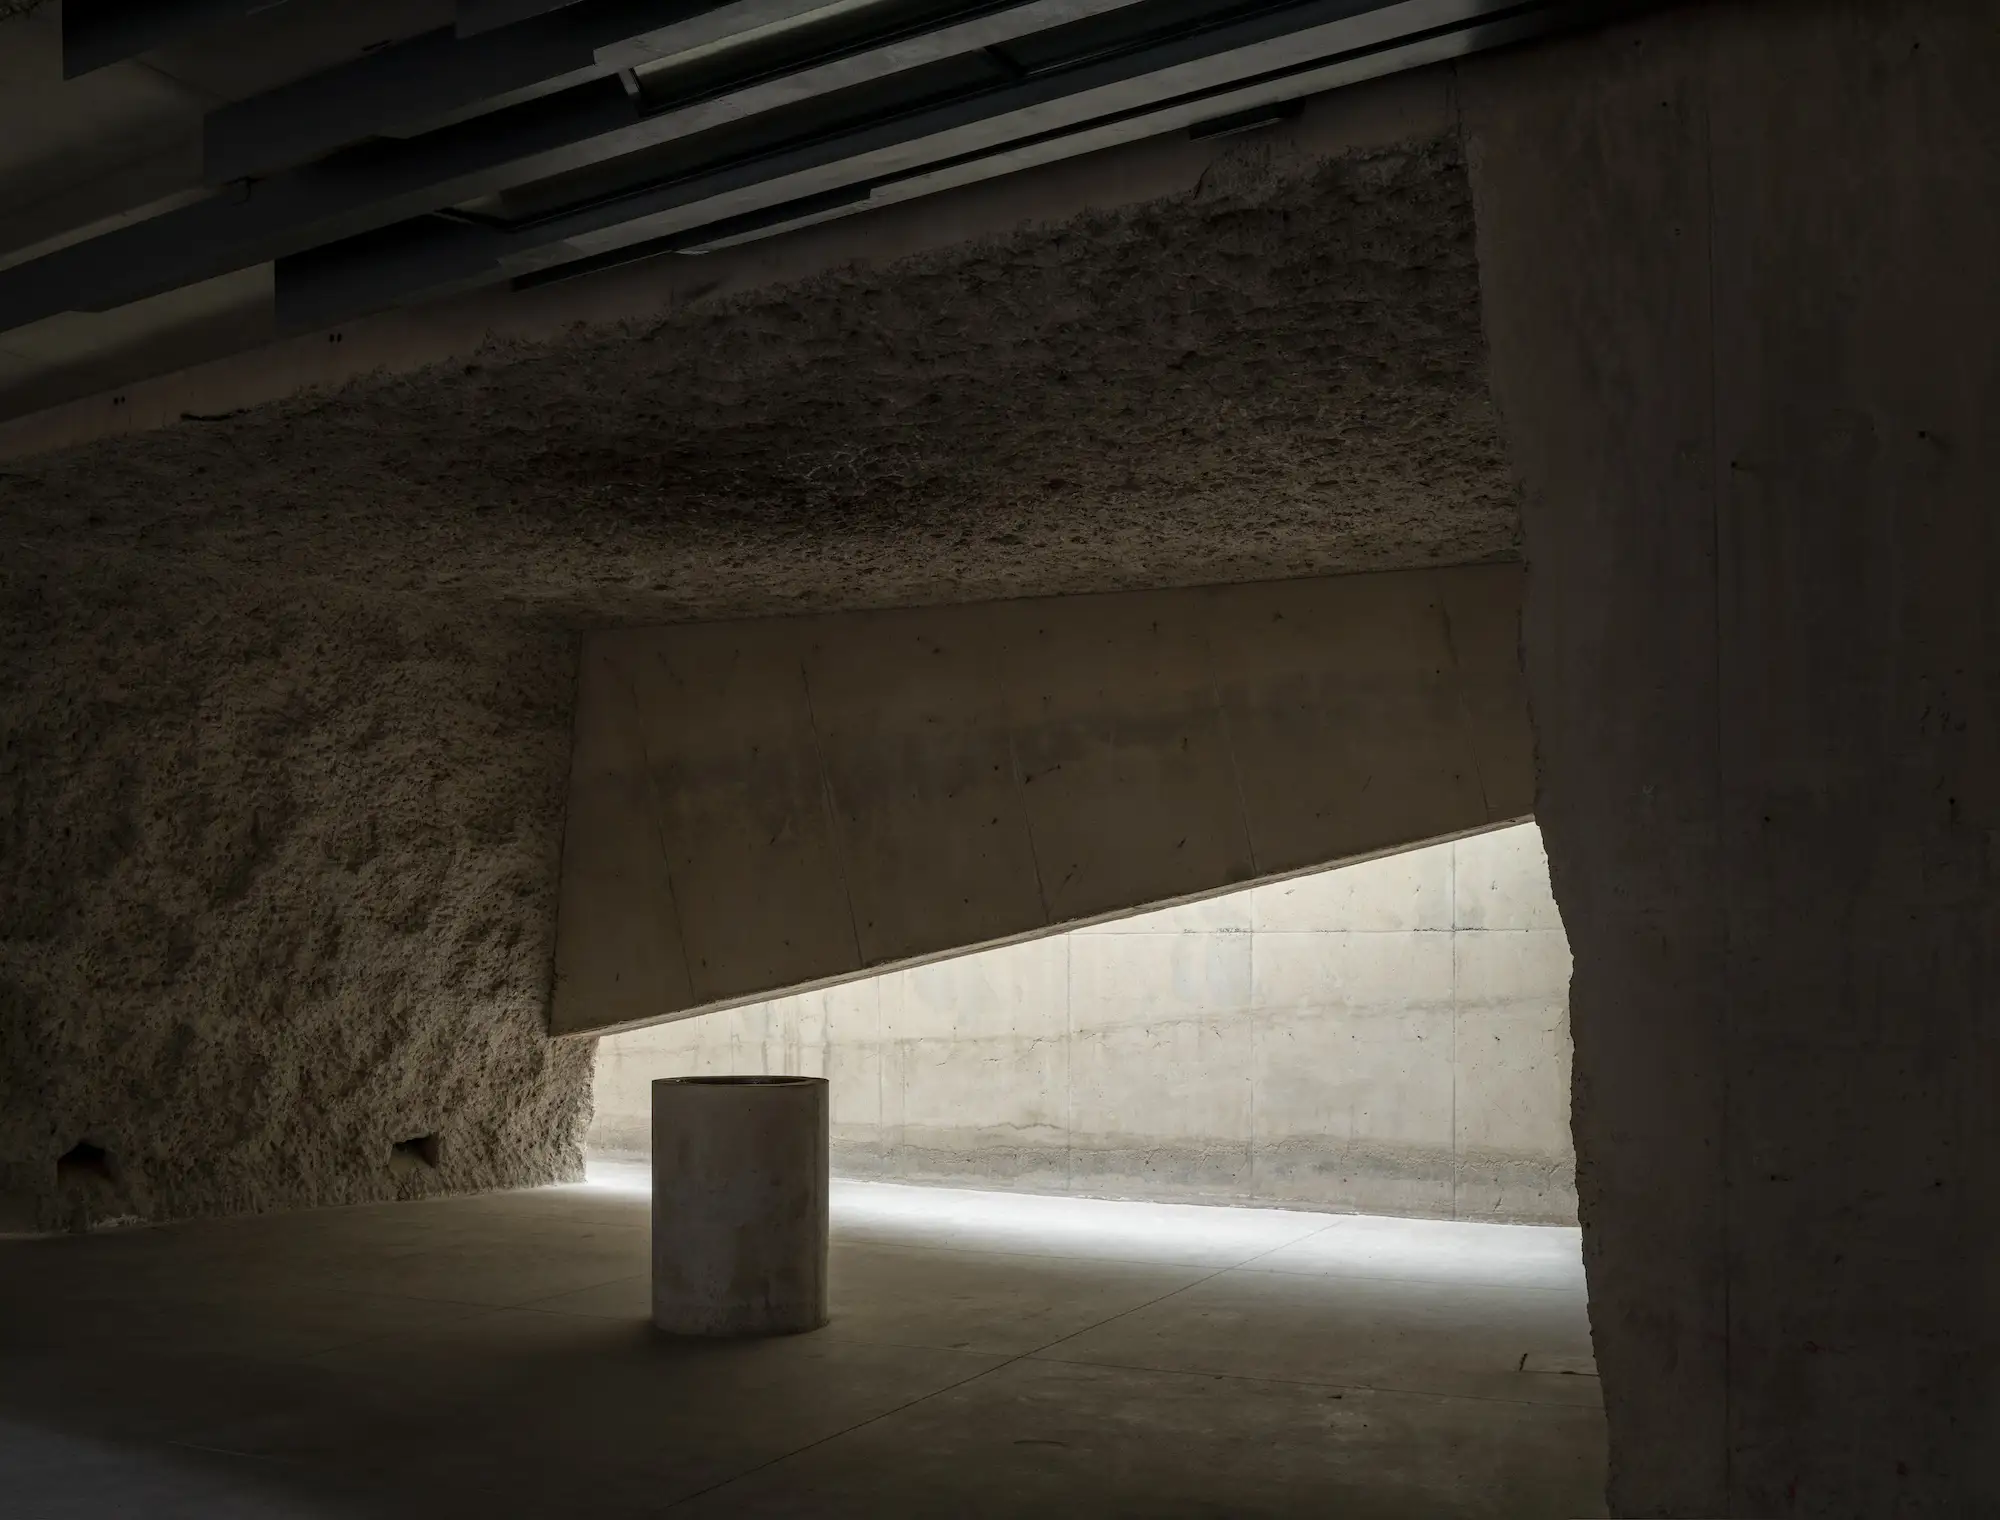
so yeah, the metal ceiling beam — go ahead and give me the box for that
[0,0,1145,331]
[0,80,645,333]
[202,0,722,184]
[511,182,873,287]
[205,0,990,184]
[457,0,589,33]
[275,0,1591,329]
[8,0,1631,341]
[63,0,311,78]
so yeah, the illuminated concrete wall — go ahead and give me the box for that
[552,565,1532,1038]
[591,822,1573,1224]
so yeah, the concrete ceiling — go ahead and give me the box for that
[0,127,1519,626]
[0,1,453,417]
[0,0,1636,423]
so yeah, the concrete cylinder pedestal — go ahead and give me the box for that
[651,1075,829,1338]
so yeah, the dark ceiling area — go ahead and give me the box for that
[6,0,1627,350]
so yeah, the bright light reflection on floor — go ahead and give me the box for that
[582,1159,1584,1291]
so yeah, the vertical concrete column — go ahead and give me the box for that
[651,1076,829,1337]
[1467,4,2000,1514]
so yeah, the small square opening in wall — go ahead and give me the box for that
[56,1140,115,1186]
[390,1133,442,1175]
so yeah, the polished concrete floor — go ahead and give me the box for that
[0,1166,1605,1517]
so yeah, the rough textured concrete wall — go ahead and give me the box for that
[0,138,1514,625]
[0,563,592,1233]
[1465,2,2000,1513]
[590,823,1575,1223]
[0,101,1517,1229]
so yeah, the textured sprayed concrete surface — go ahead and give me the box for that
[0,576,593,1231]
[2,140,1512,623]
[0,125,1519,1229]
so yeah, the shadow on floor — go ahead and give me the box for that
[0,1174,1606,1518]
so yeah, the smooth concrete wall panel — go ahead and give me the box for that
[1067,931,1254,1034]
[1464,25,1729,1510]
[1070,1017,1259,1196]
[1703,13,1999,1507]
[1251,845,1452,933]
[592,822,1575,1223]
[553,565,1533,1036]
[803,614,1047,966]
[892,934,1069,1043]
[1248,925,1454,1015]
[1450,823,1560,931]
[1435,560,1539,819]
[553,639,697,1030]
[1467,3,2000,1511]
[1249,998,1456,1216]
[995,591,1256,925]
[1248,923,1458,1215]
[1072,891,1254,935]
[1208,574,1498,876]
[625,622,861,1005]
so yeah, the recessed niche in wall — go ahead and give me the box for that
[56,1141,115,1186]
[390,1134,442,1176]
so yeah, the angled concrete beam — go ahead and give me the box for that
[550,565,1534,1037]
